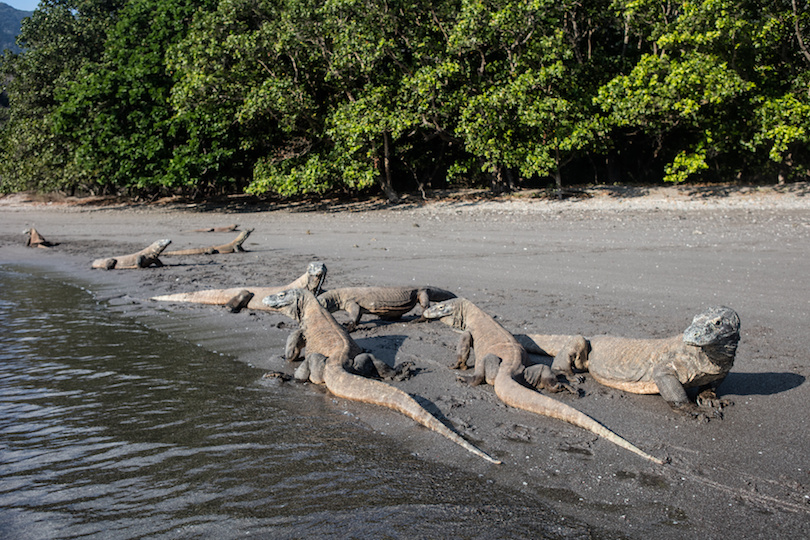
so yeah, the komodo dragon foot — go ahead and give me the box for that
[351,354,418,382]
[673,389,732,421]
[522,363,580,395]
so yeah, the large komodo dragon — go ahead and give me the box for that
[516,306,741,420]
[317,286,456,331]
[91,239,171,270]
[163,229,253,256]
[422,297,665,464]
[261,288,501,464]
[150,261,327,312]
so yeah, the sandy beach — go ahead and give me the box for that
[3,183,810,538]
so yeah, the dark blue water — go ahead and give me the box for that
[0,266,596,539]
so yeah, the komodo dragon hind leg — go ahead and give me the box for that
[523,363,579,395]
[352,353,416,382]
[458,353,501,386]
[225,290,254,313]
[295,353,327,384]
[412,289,434,323]
[550,335,590,375]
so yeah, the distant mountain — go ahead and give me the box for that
[1,3,34,54]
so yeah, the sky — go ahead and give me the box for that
[4,0,40,12]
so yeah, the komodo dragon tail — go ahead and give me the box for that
[324,363,501,464]
[495,375,665,465]
[151,287,250,305]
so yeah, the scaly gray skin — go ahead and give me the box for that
[164,229,253,256]
[517,306,741,420]
[422,297,665,464]
[91,239,172,270]
[261,288,501,465]
[150,262,327,312]
[317,286,457,331]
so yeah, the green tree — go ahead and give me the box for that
[52,0,215,194]
[597,0,810,183]
[0,0,124,193]
[441,0,618,191]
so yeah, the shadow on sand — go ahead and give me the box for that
[721,371,805,396]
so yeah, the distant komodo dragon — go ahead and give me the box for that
[261,288,501,464]
[150,261,327,312]
[317,286,457,331]
[24,228,59,248]
[91,239,171,270]
[422,297,665,464]
[189,224,238,233]
[163,229,253,256]
[516,306,741,420]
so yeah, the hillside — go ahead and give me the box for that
[0,2,33,54]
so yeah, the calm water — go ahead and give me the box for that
[0,266,594,539]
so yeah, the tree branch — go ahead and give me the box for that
[793,0,810,65]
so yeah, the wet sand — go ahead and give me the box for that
[3,184,810,538]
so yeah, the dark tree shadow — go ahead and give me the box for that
[719,371,805,396]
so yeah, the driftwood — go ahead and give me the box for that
[164,229,253,256]
[24,228,59,248]
[91,239,171,270]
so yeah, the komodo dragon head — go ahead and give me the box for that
[262,288,306,321]
[683,306,740,358]
[422,298,465,329]
[306,262,327,295]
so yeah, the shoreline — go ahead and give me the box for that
[3,188,810,538]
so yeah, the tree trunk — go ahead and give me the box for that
[380,131,400,203]
[554,146,564,199]
[491,165,513,193]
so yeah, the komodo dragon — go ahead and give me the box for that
[516,306,741,419]
[150,261,327,312]
[91,239,171,270]
[163,229,253,256]
[261,288,501,464]
[422,297,665,464]
[317,286,456,331]
[24,228,59,248]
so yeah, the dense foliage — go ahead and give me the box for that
[1,0,808,199]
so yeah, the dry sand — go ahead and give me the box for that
[3,183,810,538]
